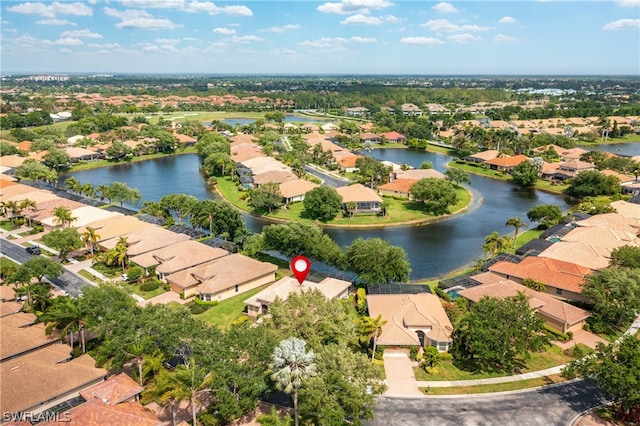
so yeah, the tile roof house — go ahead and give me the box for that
[378,178,416,198]
[380,131,407,144]
[252,170,298,186]
[279,179,319,204]
[366,293,453,352]
[129,240,229,281]
[393,169,446,181]
[1,311,58,361]
[79,372,143,405]
[488,257,592,302]
[0,343,107,414]
[336,184,383,214]
[41,205,122,230]
[78,216,153,242]
[166,253,277,300]
[38,398,161,426]
[337,155,364,173]
[460,272,590,333]
[100,226,191,255]
[609,200,640,219]
[245,277,352,318]
[359,132,382,144]
[539,241,613,270]
[465,150,499,163]
[483,155,528,172]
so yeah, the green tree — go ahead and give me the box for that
[248,183,283,214]
[563,335,640,424]
[451,293,549,374]
[409,178,458,215]
[159,193,199,225]
[270,337,317,426]
[526,204,563,229]
[42,227,83,262]
[13,256,64,284]
[41,296,87,352]
[565,170,621,198]
[65,176,82,194]
[344,237,411,285]
[445,168,471,186]
[106,236,129,271]
[505,217,528,248]
[42,148,70,172]
[581,268,640,331]
[192,199,246,241]
[482,231,509,258]
[355,157,390,188]
[106,181,141,207]
[52,206,76,228]
[523,277,546,292]
[609,245,640,269]
[302,186,342,222]
[511,160,539,187]
[357,315,387,361]
[419,161,433,169]
[81,227,101,256]
[106,141,133,160]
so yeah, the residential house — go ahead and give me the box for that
[64,147,102,162]
[609,199,640,219]
[336,184,383,214]
[393,169,446,181]
[366,293,453,352]
[547,160,597,181]
[401,103,423,116]
[1,311,57,361]
[38,398,161,426]
[425,103,451,115]
[100,226,191,256]
[337,155,364,173]
[78,216,153,243]
[488,257,592,303]
[380,131,407,144]
[79,372,143,406]
[0,342,107,415]
[129,240,229,281]
[245,276,351,317]
[174,133,197,147]
[459,272,590,334]
[252,170,298,186]
[359,132,382,144]
[378,178,416,199]
[41,205,122,231]
[483,155,528,172]
[346,107,369,117]
[279,179,319,204]
[465,150,499,164]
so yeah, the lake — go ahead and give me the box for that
[63,151,577,280]
[218,114,327,127]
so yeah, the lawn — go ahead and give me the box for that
[215,176,472,227]
[121,282,168,299]
[194,283,271,330]
[68,148,196,172]
[413,345,574,382]
[420,374,567,395]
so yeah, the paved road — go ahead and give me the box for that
[303,165,349,188]
[367,380,606,426]
[0,239,92,297]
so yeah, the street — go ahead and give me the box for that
[367,380,606,426]
[0,239,93,297]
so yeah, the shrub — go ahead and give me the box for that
[187,300,210,314]
[409,346,419,361]
[437,352,453,361]
[140,280,161,292]
[434,286,451,302]
[356,287,367,314]
[194,297,218,306]
[127,266,144,282]
[544,325,570,342]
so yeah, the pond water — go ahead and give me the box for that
[578,141,640,157]
[63,151,576,280]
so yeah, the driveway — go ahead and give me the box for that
[367,380,606,426]
[554,329,607,351]
[303,165,349,188]
[382,351,424,398]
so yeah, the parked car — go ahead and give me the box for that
[26,246,41,255]
[120,273,129,282]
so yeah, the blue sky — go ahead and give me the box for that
[1,0,639,75]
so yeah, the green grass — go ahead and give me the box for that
[121,282,168,299]
[0,221,15,231]
[68,148,196,172]
[194,283,271,330]
[448,161,569,194]
[420,374,567,395]
[215,176,472,227]
[414,345,574,382]
[78,269,100,283]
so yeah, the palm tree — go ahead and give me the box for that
[270,337,317,426]
[358,315,388,361]
[19,199,37,228]
[126,339,152,386]
[81,227,101,256]
[106,236,128,271]
[52,206,76,228]
[483,231,508,258]
[505,217,528,248]
[4,200,20,228]
[82,183,95,200]
[64,176,82,194]
[96,184,108,202]
[155,359,213,426]
[41,296,87,353]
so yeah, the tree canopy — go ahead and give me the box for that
[344,237,411,285]
[42,227,83,261]
[526,204,563,229]
[261,222,344,266]
[249,182,283,214]
[565,170,621,198]
[510,160,539,187]
[451,293,549,374]
[302,186,342,222]
[409,178,458,215]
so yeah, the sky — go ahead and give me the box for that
[1,0,639,75]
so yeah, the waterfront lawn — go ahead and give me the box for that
[414,345,573,382]
[69,148,196,172]
[194,283,271,330]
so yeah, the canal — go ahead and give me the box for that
[63,150,579,280]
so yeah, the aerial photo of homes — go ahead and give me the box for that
[1,1,639,425]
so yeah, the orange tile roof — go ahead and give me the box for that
[484,154,528,167]
[80,373,143,405]
[39,398,161,426]
[336,183,382,203]
[378,178,416,194]
[489,257,591,294]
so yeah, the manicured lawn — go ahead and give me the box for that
[420,374,567,395]
[414,345,574,381]
[215,176,472,227]
[68,148,196,172]
[448,161,569,194]
[121,282,168,299]
[194,283,271,330]
[78,269,102,283]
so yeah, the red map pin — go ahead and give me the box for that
[291,255,311,285]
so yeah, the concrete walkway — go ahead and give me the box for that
[382,352,424,397]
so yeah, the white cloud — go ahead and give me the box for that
[3,28,19,34]
[616,0,640,6]
[181,1,252,16]
[493,34,517,42]
[117,0,184,8]
[262,24,301,33]
[183,37,198,41]
[220,5,253,16]
[229,35,264,43]
[104,7,182,30]
[271,48,296,55]
[499,16,516,24]
[317,0,394,15]
[213,27,236,35]
[36,18,78,26]
[400,36,444,45]
[61,29,102,38]
[603,18,640,30]
[87,42,122,50]
[55,37,83,46]
[431,2,459,13]
[341,14,382,24]
[421,19,490,32]
[382,15,401,23]
[298,36,375,49]
[350,36,376,42]
[448,33,482,43]
[59,48,72,53]
[155,38,180,45]
[7,1,93,17]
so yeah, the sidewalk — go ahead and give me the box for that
[416,365,564,388]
